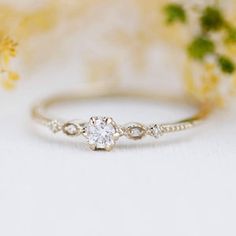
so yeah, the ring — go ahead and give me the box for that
[31,88,211,151]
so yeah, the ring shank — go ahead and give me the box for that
[31,88,211,134]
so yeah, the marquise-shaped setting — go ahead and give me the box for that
[62,122,81,136]
[125,123,147,140]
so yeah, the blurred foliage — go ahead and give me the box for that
[0,0,235,104]
[188,37,215,60]
[164,1,236,103]
[200,6,224,32]
[164,3,186,24]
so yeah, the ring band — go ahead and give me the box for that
[31,88,211,151]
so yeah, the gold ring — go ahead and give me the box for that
[31,88,211,151]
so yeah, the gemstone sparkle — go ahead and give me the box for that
[86,117,118,150]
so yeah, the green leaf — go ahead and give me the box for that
[200,7,225,32]
[188,36,215,60]
[225,27,236,43]
[218,56,235,74]
[164,4,186,24]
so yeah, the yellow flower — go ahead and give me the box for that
[0,37,18,66]
[0,70,20,90]
[0,36,19,89]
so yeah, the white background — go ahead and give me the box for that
[0,71,236,236]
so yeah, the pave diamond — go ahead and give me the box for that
[86,117,118,151]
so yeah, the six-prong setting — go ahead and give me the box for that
[85,117,121,151]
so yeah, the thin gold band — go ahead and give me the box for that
[31,88,211,151]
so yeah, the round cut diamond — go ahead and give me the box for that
[86,117,118,151]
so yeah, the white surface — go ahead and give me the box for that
[0,76,236,236]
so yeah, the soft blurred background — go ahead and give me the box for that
[0,0,185,97]
[1,0,236,102]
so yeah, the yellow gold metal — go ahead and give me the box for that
[31,87,212,151]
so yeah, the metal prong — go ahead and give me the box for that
[105,145,113,152]
[89,144,97,151]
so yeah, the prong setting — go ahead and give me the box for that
[86,116,120,151]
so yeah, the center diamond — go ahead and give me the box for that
[86,117,119,151]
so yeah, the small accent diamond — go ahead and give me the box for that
[149,124,164,139]
[48,120,62,133]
